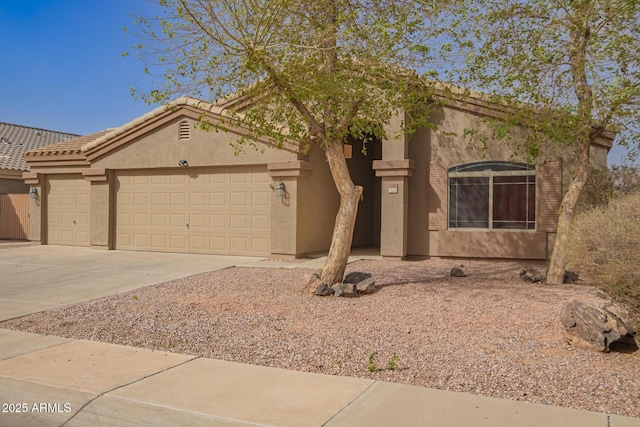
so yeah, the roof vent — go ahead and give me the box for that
[178,120,190,141]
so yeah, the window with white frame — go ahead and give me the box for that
[448,161,536,230]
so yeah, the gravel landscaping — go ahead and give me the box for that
[2,258,639,418]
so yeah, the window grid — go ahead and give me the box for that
[448,162,536,231]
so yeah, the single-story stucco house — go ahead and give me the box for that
[0,122,78,239]
[22,93,612,259]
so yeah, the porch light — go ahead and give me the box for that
[29,187,38,199]
[276,180,286,197]
[178,160,189,167]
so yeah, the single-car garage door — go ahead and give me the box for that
[47,175,90,246]
[115,166,270,256]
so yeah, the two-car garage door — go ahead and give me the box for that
[115,166,270,256]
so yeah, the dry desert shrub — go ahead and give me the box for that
[567,192,640,330]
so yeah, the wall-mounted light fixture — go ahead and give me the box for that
[276,180,286,198]
[29,187,38,199]
[178,160,189,167]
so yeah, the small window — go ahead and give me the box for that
[178,120,190,140]
[449,161,536,230]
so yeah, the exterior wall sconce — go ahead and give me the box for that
[29,187,38,199]
[276,180,286,197]
[178,160,189,167]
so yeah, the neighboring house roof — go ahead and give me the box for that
[0,122,78,171]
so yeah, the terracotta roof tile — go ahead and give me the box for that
[26,130,112,156]
[0,123,79,171]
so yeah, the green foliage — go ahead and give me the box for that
[449,0,640,162]
[127,0,454,151]
[388,354,399,371]
[368,351,378,372]
[567,193,640,330]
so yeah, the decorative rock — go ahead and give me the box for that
[520,267,545,283]
[333,283,358,297]
[450,266,467,277]
[564,270,579,284]
[356,277,377,294]
[559,299,637,352]
[343,271,372,284]
[315,282,334,296]
[302,273,322,294]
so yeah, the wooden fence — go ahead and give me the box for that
[0,194,29,240]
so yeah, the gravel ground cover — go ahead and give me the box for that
[2,258,639,418]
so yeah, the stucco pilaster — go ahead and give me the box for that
[84,169,112,250]
[374,151,413,257]
[22,172,42,242]
[267,161,312,257]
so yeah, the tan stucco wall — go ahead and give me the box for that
[295,147,339,255]
[89,178,112,250]
[407,127,431,255]
[92,116,297,170]
[28,185,43,242]
[269,174,298,256]
[0,177,28,194]
[405,104,611,259]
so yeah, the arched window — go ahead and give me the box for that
[178,120,190,140]
[449,161,536,230]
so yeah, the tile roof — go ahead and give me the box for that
[25,129,113,157]
[81,97,223,153]
[0,123,79,171]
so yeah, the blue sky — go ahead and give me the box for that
[0,0,154,135]
[0,0,634,165]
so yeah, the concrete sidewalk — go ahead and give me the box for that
[1,329,638,427]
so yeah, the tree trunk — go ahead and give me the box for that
[546,138,590,285]
[320,139,363,286]
[547,12,593,285]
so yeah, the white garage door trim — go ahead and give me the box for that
[47,175,90,246]
[115,166,270,256]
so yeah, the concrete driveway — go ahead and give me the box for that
[0,245,270,321]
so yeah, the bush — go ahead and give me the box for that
[567,192,640,330]
[578,165,640,212]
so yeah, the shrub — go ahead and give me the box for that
[567,192,640,330]
[578,165,640,212]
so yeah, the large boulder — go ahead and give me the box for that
[315,282,334,296]
[560,299,637,352]
[333,283,358,297]
[355,277,377,294]
[344,271,372,284]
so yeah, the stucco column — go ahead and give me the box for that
[83,169,112,250]
[22,172,42,243]
[373,160,414,258]
[267,161,312,257]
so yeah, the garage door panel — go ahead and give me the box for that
[150,234,166,248]
[116,167,269,255]
[170,213,186,227]
[252,214,269,229]
[209,236,227,251]
[252,238,269,253]
[151,213,167,226]
[169,235,187,250]
[47,175,90,247]
[133,213,148,226]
